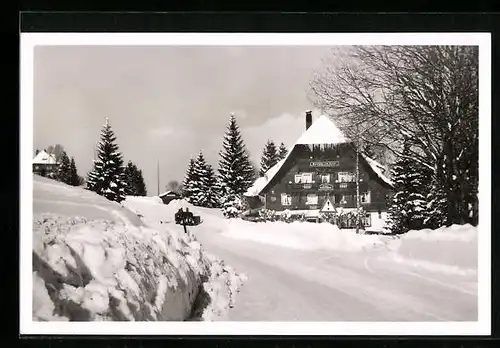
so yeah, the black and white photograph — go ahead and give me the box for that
[20,33,490,335]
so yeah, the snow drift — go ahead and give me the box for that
[221,220,390,251]
[32,175,246,321]
[383,224,478,275]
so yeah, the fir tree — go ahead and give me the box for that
[386,140,429,234]
[222,193,244,219]
[190,151,220,208]
[423,177,447,229]
[278,142,288,160]
[86,118,127,203]
[56,151,72,185]
[181,158,196,202]
[69,157,83,186]
[217,113,256,198]
[124,161,148,196]
[260,139,279,176]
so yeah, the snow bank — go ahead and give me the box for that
[33,176,246,321]
[33,213,206,321]
[384,224,478,275]
[125,195,164,205]
[222,219,388,252]
[189,256,248,321]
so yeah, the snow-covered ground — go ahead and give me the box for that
[129,197,478,321]
[32,175,478,322]
[32,175,246,321]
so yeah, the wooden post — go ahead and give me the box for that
[355,125,361,234]
[157,159,160,196]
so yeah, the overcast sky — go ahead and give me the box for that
[34,45,333,195]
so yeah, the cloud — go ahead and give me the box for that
[241,108,324,165]
[149,127,175,136]
[242,112,303,165]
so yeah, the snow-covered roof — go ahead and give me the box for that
[361,154,394,187]
[244,114,393,196]
[244,157,287,197]
[159,191,180,197]
[33,150,57,165]
[296,115,349,145]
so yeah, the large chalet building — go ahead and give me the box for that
[245,111,394,231]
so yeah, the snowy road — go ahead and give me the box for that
[192,226,477,321]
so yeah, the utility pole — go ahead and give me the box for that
[157,159,160,196]
[355,123,361,234]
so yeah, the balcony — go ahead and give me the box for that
[284,181,367,192]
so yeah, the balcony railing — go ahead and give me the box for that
[285,181,366,192]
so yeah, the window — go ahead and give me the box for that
[321,174,330,183]
[306,194,318,205]
[338,172,356,183]
[339,195,347,205]
[281,193,292,206]
[363,214,372,227]
[294,173,313,184]
[361,191,371,204]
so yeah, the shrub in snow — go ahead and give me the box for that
[318,212,336,224]
[258,209,277,222]
[222,193,244,219]
[86,118,128,203]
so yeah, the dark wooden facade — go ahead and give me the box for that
[261,143,392,214]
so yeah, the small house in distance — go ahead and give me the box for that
[33,150,58,178]
[244,111,394,232]
[159,191,182,205]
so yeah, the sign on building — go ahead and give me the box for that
[320,198,336,212]
[310,161,340,168]
[318,183,333,191]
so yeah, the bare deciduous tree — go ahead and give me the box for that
[309,45,478,225]
[166,180,180,194]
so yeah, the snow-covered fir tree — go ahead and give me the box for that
[56,151,72,185]
[260,139,279,176]
[217,113,256,198]
[386,140,429,234]
[190,151,220,208]
[69,157,83,186]
[181,157,196,202]
[222,192,244,219]
[86,118,127,203]
[278,142,288,160]
[124,161,148,196]
[423,180,447,229]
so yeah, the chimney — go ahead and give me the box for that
[305,110,312,130]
